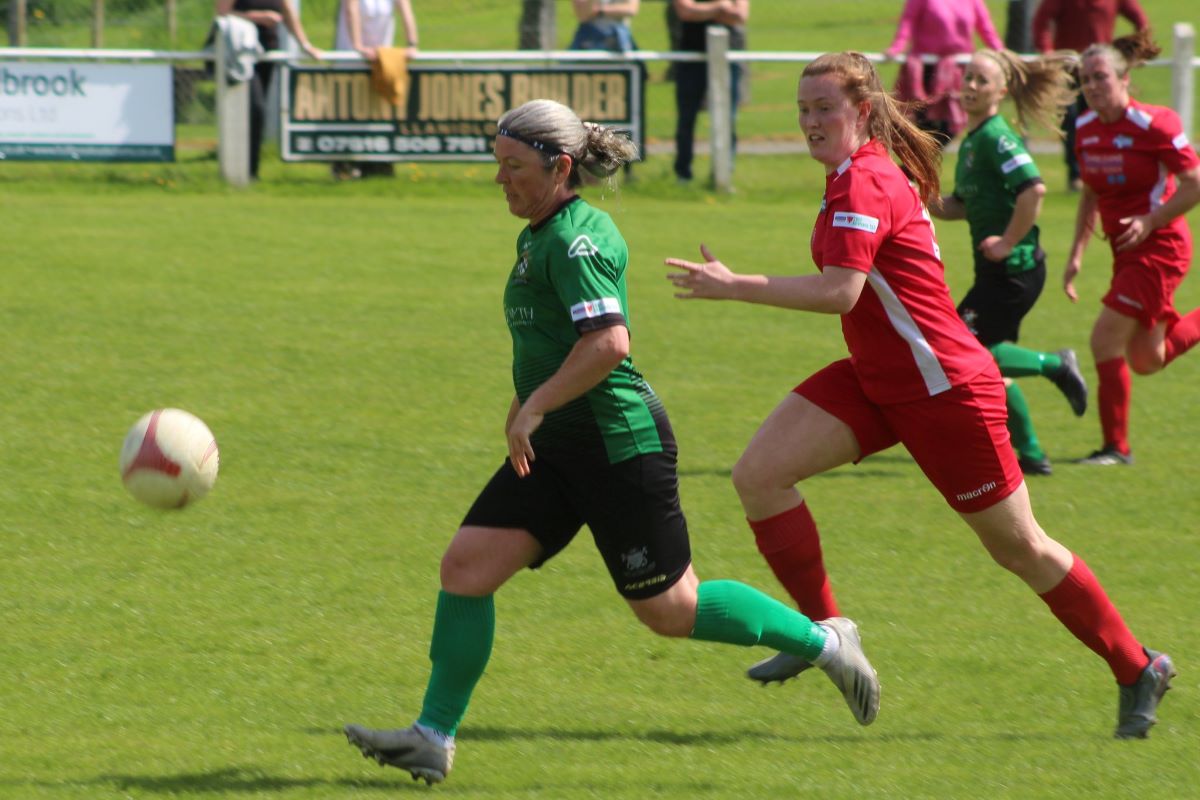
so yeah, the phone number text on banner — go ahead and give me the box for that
[281,63,643,162]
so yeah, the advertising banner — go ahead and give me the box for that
[0,62,174,162]
[281,63,643,162]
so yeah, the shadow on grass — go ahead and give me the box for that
[35,767,417,794]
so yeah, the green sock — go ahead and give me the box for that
[416,591,495,737]
[690,580,827,661]
[990,342,1061,377]
[1005,382,1045,460]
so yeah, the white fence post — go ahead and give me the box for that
[214,20,252,186]
[706,27,733,194]
[1171,22,1195,141]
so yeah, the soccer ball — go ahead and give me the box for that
[119,409,219,508]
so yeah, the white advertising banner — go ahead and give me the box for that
[0,62,174,161]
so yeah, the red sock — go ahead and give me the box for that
[1164,308,1200,365]
[1096,357,1131,454]
[748,502,839,620]
[1039,556,1149,685]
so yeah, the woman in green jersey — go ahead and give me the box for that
[930,48,1088,476]
[342,99,879,785]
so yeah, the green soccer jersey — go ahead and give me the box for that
[503,197,669,464]
[953,114,1044,274]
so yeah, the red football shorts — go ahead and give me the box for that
[795,359,1024,513]
[1103,246,1189,330]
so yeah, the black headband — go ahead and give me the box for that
[497,127,564,156]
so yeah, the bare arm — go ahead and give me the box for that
[1063,184,1099,302]
[979,181,1044,262]
[929,194,966,221]
[395,0,418,54]
[280,0,322,58]
[672,0,734,23]
[666,244,867,314]
[343,0,366,54]
[507,325,630,477]
[1114,164,1200,252]
[216,0,282,27]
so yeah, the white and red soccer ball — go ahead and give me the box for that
[120,409,219,508]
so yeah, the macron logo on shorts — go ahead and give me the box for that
[832,211,879,233]
[571,296,621,321]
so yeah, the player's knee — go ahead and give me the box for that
[630,595,697,638]
[1127,351,1163,375]
[731,455,771,500]
[440,548,499,596]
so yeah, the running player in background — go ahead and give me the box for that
[666,51,1173,739]
[930,48,1088,476]
[342,99,879,786]
[1064,30,1200,465]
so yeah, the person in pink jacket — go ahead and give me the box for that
[886,0,1003,145]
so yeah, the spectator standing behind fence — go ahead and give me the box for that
[569,0,639,52]
[885,0,1002,147]
[670,0,749,185]
[218,0,322,179]
[331,0,419,180]
[1032,0,1148,192]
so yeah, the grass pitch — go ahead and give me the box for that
[2,1,1199,796]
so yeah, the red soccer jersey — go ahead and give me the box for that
[1075,101,1200,260]
[810,139,994,404]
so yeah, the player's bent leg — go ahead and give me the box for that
[1090,307,1140,364]
[1125,321,1169,376]
[440,526,543,596]
[627,564,700,637]
[732,393,861,520]
[677,577,879,725]
[959,483,1072,594]
[344,528,538,783]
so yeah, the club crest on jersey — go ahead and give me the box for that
[997,136,1018,154]
[570,296,621,321]
[567,234,599,258]
[832,211,879,233]
[1113,135,1134,149]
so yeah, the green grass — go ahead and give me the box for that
[2,149,1199,798]
[2,2,1199,798]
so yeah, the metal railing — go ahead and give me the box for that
[2,21,1196,190]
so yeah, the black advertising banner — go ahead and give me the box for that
[280,63,643,162]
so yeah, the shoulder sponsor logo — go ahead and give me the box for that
[567,234,599,258]
[831,211,879,233]
[997,136,1018,153]
[1173,132,1190,151]
[1000,153,1033,174]
[1113,135,1134,149]
[570,296,621,321]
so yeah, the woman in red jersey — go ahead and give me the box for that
[1063,31,1200,465]
[666,51,1173,739]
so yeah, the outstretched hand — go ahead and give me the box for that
[665,244,738,300]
